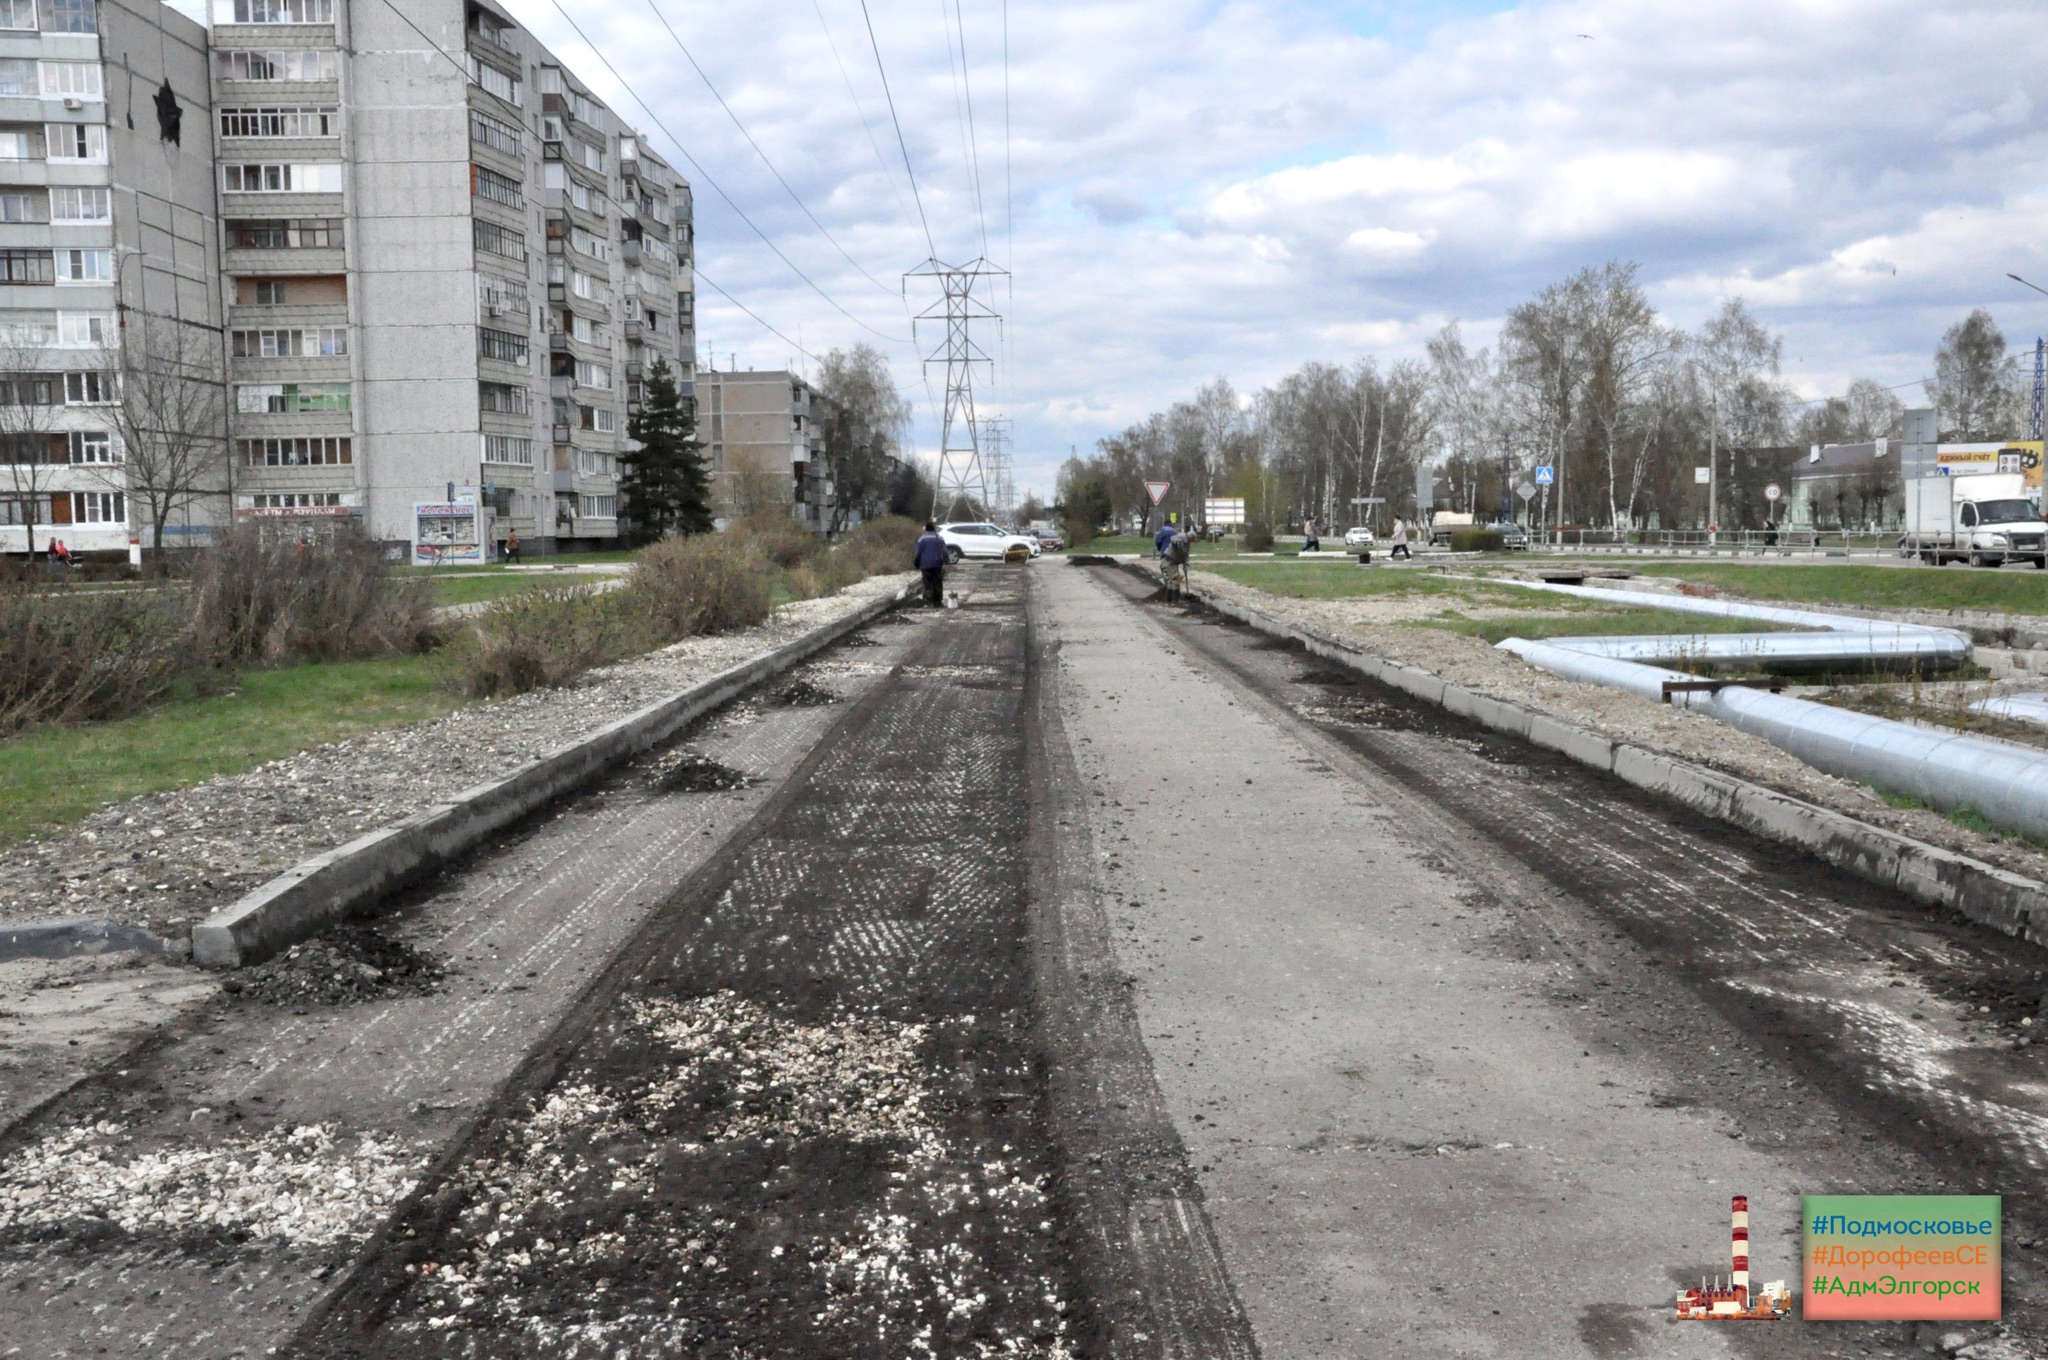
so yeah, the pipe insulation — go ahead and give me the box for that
[1492,580,2048,838]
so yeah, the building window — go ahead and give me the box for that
[55,311,109,346]
[70,490,123,522]
[212,49,339,82]
[48,186,109,222]
[0,0,35,29]
[575,449,613,477]
[46,0,95,33]
[579,494,616,519]
[235,275,352,306]
[230,326,347,357]
[568,225,608,263]
[463,54,521,107]
[576,360,612,391]
[45,122,104,161]
[251,491,342,509]
[216,0,333,21]
[37,62,101,99]
[53,248,111,283]
[470,109,520,157]
[477,273,528,324]
[0,311,57,345]
[479,381,530,415]
[234,381,350,413]
[0,191,42,222]
[227,217,342,249]
[238,435,350,466]
[68,429,112,463]
[472,163,522,209]
[0,131,38,161]
[222,162,343,193]
[0,249,54,284]
[219,105,338,138]
[477,327,529,365]
[63,370,114,403]
[0,59,34,96]
[473,218,525,262]
[0,373,56,404]
[481,434,533,465]
[592,407,616,433]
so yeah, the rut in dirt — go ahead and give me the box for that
[294,576,1081,1359]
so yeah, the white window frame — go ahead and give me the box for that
[44,122,105,162]
[579,493,617,519]
[219,106,338,138]
[222,162,343,193]
[480,434,534,466]
[37,63,101,100]
[0,0,36,31]
[215,0,334,22]
[212,49,339,82]
[53,248,111,284]
[48,185,110,222]
[55,311,111,346]
[68,429,113,463]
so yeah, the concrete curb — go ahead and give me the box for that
[192,587,909,968]
[1165,571,2048,946]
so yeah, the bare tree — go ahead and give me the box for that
[102,315,229,573]
[1928,309,2022,440]
[816,342,911,530]
[0,342,65,558]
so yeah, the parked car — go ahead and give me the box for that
[1032,526,1065,551]
[1343,526,1375,549]
[938,522,1041,563]
[1483,521,1530,549]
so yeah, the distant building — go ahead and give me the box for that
[699,366,834,529]
[0,0,221,557]
[1781,441,1902,531]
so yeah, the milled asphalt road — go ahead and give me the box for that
[1037,561,2043,1359]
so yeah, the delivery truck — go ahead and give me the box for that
[1903,473,2046,568]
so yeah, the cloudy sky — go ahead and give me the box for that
[180,0,2048,500]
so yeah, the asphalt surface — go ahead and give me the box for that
[7,558,2048,1358]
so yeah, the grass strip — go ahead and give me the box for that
[1631,563,2048,615]
[0,654,461,848]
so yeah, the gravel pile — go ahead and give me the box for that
[0,576,909,941]
[1192,568,2048,887]
[0,1120,423,1247]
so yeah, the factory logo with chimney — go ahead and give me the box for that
[1677,1195,1793,1320]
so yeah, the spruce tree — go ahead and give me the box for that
[622,357,713,544]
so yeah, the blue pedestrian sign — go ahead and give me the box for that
[1533,465,1555,486]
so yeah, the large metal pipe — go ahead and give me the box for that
[1494,585,2048,839]
[1542,631,1968,670]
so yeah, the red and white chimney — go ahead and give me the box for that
[1730,1195,1750,1306]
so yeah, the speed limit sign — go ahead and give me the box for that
[1765,483,1782,502]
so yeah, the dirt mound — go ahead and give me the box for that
[225,921,444,1007]
[648,751,753,793]
[770,679,841,707]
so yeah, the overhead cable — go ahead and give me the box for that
[856,0,937,258]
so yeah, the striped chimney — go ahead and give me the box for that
[1731,1195,1750,1305]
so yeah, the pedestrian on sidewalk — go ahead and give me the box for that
[1302,517,1320,553]
[1390,517,1410,559]
[914,520,947,606]
[503,527,521,564]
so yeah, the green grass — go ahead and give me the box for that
[1426,608,1784,645]
[1064,535,1260,557]
[429,574,559,607]
[1197,562,1549,605]
[1631,563,2048,615]
[0,654,463,847]
[391,548,635,578]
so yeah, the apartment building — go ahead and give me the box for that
[0,0,219,556]
[207,0,693,559]
[699,366,833,529]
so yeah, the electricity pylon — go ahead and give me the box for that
[981,417,1015,525]
[908,257,1006,521]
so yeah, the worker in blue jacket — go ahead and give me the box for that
[913,520,948,606]
[1154,519,1178,558]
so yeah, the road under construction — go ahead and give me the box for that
[4,560,2047,1358]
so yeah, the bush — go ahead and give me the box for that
[1062,518,1097,547]
[445,586,644,699]
[1241,523,1275,552]
[1448,529,1507,553]
[0,583,192,733]
[190,525,434,666]
[836,516,921,577]
[622,533,774,642]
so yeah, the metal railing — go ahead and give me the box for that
[1526,527,1904,557]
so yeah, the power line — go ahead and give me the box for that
[694,264,819,364]
[811,0,921,246]
[953,0,991,257]
[856,0,936,258]
[543,0,901,344]
[640,0,899,301]
[1001,0,1012,271]
[937,0,989,256]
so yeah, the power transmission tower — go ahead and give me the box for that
[981,416,1015,525]
[908,257,1005,520]
[2032,337,2044,442]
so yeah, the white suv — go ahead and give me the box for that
[938,522,1040,562]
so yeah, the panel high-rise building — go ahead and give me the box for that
[206,0,694,558]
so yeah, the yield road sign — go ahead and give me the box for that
[1144,480,1172,505]
[1533,466,1554,486]
[1516,482,1536,502]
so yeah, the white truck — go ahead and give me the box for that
[1903,473,2046,568]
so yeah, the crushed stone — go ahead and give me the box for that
[0,576,911,941]
[224,921,445,1007]
[1192,568,2048,888]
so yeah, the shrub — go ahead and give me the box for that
[0,583,192,733]
[1062,517,1097,547]
[622,533,774,642]
[445,586,643,699]
[835,516,922,578]
[1448,529,1506,553]
[1241,523,1275,552]
[734,513,822,571]
[190,525,434,666]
